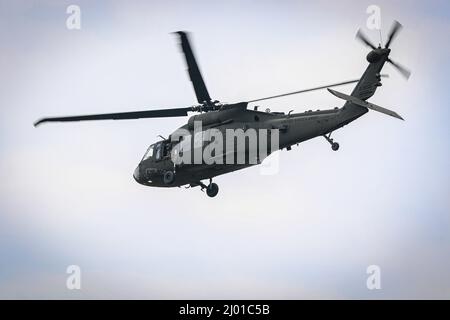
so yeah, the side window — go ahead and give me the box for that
[178,136,184,157]
[163,142,171,158]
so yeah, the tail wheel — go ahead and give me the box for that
[163,171,175,185]
[206,183,219,197]
[324,133,340,151]
[331,142,340,151]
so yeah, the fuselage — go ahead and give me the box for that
[133,101,368,187]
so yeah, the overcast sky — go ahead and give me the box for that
[0,0,449,299]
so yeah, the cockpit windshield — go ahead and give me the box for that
[142,145,154,161]
[141,141,170,162]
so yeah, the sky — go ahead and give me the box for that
[0,0,449,299]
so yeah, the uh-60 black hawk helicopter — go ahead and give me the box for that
[35,21,410,197]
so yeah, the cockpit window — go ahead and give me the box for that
[155,143,162,161]
[155,141,171,161]
[142,145,154,161]
[142,141,169,162]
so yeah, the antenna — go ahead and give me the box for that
[378,28,383,47]
[378,19,383,47]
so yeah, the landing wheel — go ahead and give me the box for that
[163,170,175,185]
[331,142,340,151]
[206,183,219,197]
[324,133,340,152]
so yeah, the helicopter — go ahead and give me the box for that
[34,21,410,197]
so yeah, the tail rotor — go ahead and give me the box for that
[355,20,411,79]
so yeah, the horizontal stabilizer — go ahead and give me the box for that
[328,89,404,120]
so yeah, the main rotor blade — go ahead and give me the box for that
[246,79,363,103]
[34,107,191,127]
[387,58,411,79]
[385,20,402,49]
[175,31,212,104]
[356,29,377,50]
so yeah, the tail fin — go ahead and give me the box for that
[351,20,410,101]
[349,52,389,101]
[338,50,391,121]
[334,20,409,122]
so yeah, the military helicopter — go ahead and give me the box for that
[34,21,410,197]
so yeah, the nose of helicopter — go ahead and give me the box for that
[133,166,144,184]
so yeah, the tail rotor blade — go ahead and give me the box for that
[388,58,411,79]
[356,29,377,50]
[385,20,402,48]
